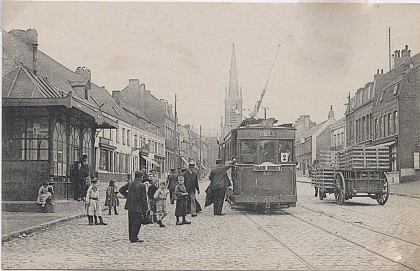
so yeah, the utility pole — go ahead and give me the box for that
[389,27,392,71]
[174,94,179,170]
[199,125,202,166]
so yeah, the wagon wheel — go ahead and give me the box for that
[334,172,346,205]
[314,186,318,197]
[318,188,325,200]
[377,172,389,205]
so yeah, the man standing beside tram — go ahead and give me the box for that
[207,158,236,216]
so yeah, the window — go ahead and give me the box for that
[393,83,399,95]
[278,140,293,163]
[127,130,131,146]
[394,111,398,134]
[116,128,119,143]
[362,116,366,141]
[82,128,92,166]
[99,149,110,171]
[379,91,384,102]
[109,129,113,141]
[69,125,80,165]
[122,128,126,145]
[350,121,353,139]
[341,132,344,146]
[379,116,383,138]
[134,135,138,148]
[53,121,67,176]
[384,115,388,137]
[374,118,379,139]
[388,113,392,135]
[240,140,257,164]
[260,140,276,163]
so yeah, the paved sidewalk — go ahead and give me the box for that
[297,176,420,198]
[1,180,127,242]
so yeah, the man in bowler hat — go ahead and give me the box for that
[119,171,148,243]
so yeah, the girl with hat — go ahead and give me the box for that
[105,180,120,215]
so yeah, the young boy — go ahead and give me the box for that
[147,173,158,223]
[37,178,54,212]
[154,180,168,227]
[174,176,191,225]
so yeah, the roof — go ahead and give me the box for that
[2,64,64,98]
[296,120,327,142]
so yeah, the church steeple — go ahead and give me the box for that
[223,43,243,138]
[228,43,239,100]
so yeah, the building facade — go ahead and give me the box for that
[295,106,337,176]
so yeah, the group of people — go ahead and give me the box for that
[38,153,235,244]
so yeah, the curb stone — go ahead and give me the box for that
[2,207,107,243]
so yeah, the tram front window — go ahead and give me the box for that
[240,140,257,164]
[259,140,276,163]
[278,140,293,163]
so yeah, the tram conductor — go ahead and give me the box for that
[207,158,236,215]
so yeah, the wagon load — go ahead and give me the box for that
[312,147,390,205]
[339,146,389,169]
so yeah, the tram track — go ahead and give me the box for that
[326,202,420,229]
[280,208,418,271]
[241,211,317,271]
[296,203,420,247]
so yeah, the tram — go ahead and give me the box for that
[221,118,297,211]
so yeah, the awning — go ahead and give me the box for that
[141,155,159,166]
[181,157,189,166]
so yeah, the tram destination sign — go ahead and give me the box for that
[237,129,294,139]
[253,162,283,171]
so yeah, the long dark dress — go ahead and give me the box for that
[105,185,119,207]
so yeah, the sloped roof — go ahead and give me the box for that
[2,64,64,98]
[296,120,327,142]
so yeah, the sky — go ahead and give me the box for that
[3,1,420,136]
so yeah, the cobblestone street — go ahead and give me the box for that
[2,178,420,270]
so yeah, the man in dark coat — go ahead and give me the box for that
[119,171,148,243]
[208,159,235,215]
[80,154,90,200]
[167,168,178,204]
[182,162,200,217]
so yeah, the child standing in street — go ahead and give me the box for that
[174,176,191,225]
[154,180,168,227]
[37,178,54,212]
[86,178,107,226]
[147,173,158,223]
[105,180,119,215]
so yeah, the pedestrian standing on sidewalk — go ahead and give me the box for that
[174,176,191,225]
[182,162,200,217]
[154,180,168,227]
[37,178,54,212]
[207,159,235,216]
[167,168,178,204]
[80,154,90,201]
[86,178,107,226]
[147,169,158,223]
[105,180,119,215]
[119,171,148,243]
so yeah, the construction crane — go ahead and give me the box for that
[250,44,281,119]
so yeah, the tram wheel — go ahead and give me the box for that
[334,172,346,205]
[377,174,389,205]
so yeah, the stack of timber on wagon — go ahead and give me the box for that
[339,146,389,169]
[312,147,390,204]
[311,151,340,199]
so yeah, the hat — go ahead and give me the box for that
[91,178,98,183]
[170,168,176,171]
[215,159,222,164]
[188,161,196,167]
[82,154,88,158]
[150,169,157,173]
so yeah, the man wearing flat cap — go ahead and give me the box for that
[182,161,200,217]
[207,159,235,215]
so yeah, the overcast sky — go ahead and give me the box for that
[3,2,420,136]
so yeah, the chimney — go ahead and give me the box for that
[139,83,146,113]
[9,29,39,75]
[112,91,123,105]
[75,67,91,84]
[381,69,383,74]
[129,79,139,87]
[328,105,335,120]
